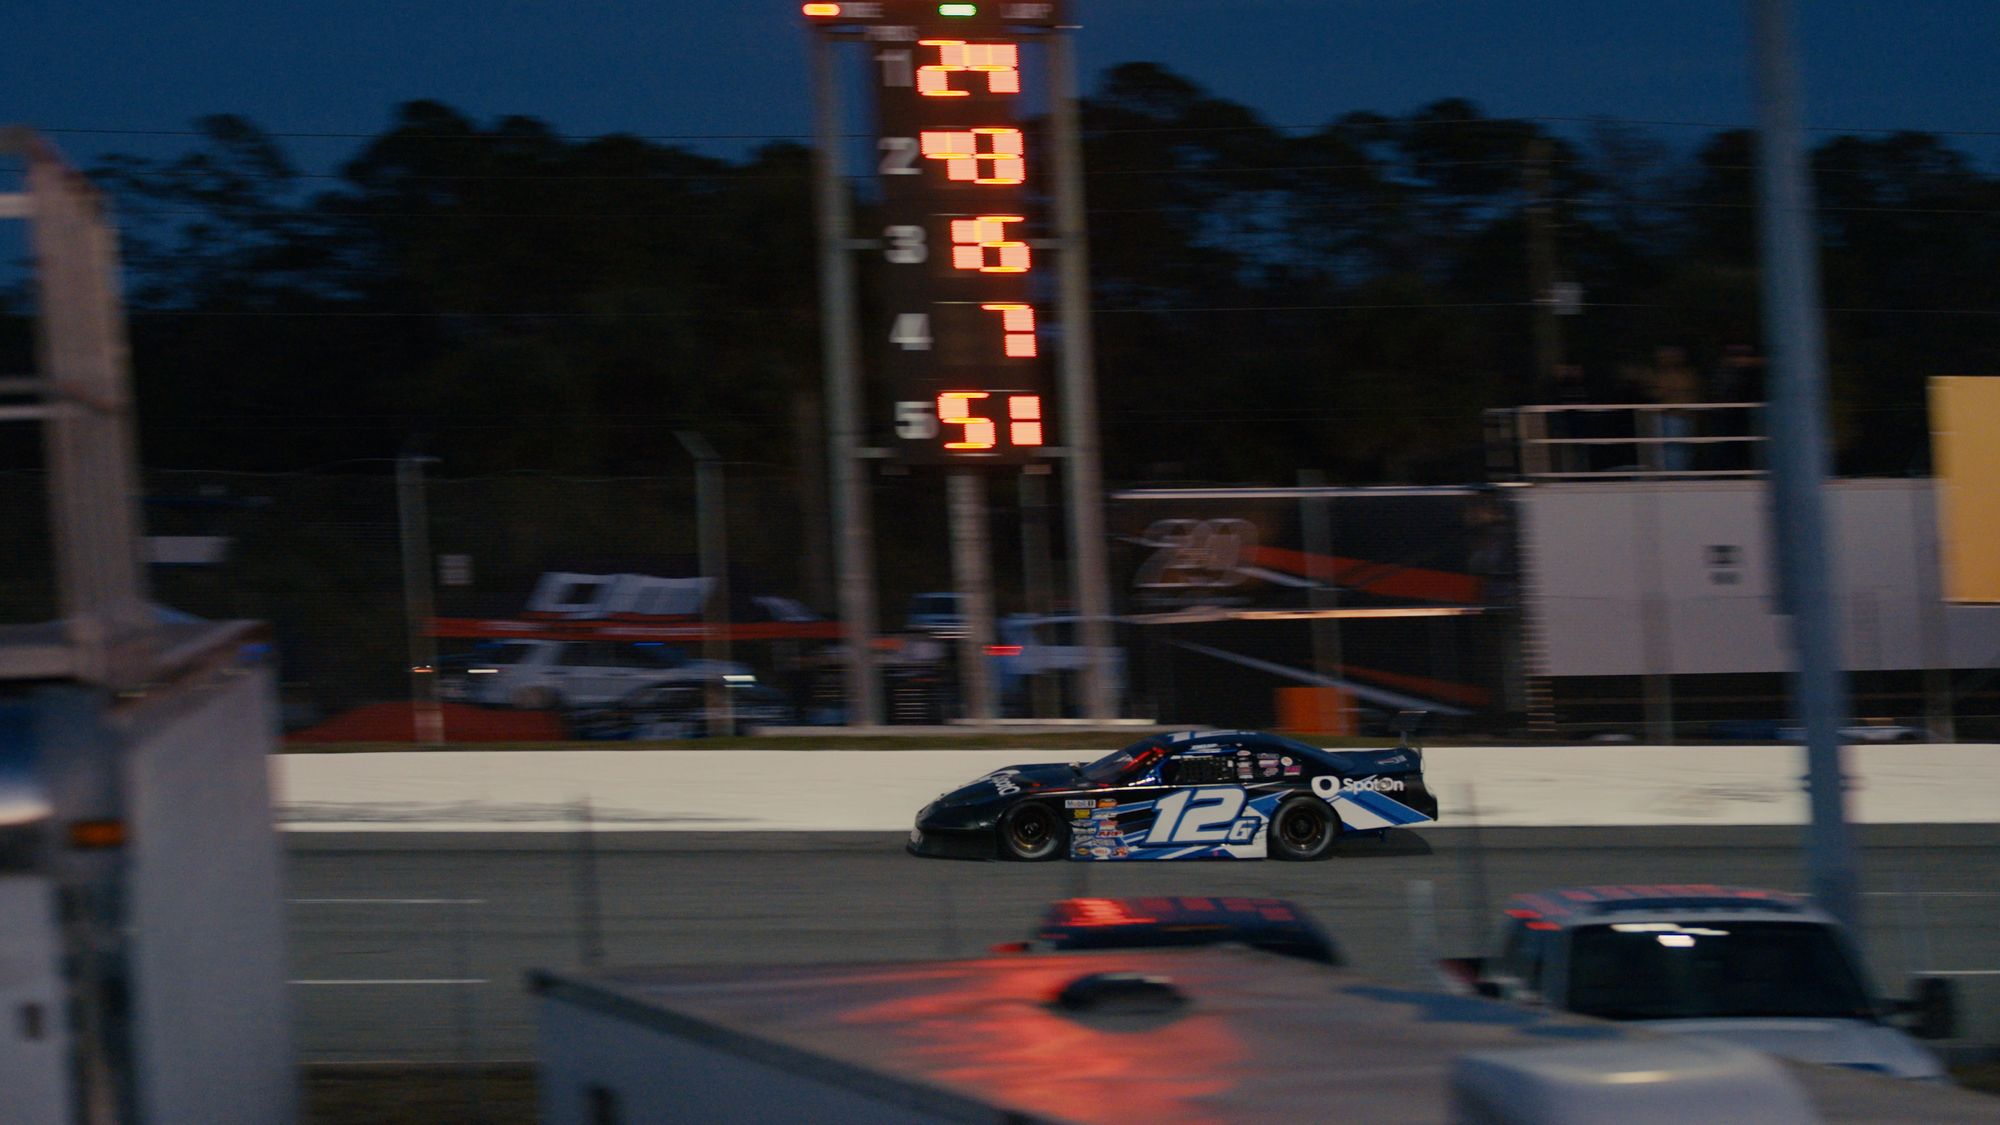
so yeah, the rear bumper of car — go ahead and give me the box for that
[1399,778,1440,822]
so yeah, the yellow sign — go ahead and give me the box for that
[1930,376,2000,602]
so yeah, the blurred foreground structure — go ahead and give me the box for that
[529,947,2000,1122]
[1,128,294,1124]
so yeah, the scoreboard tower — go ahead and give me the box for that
[803,0,1117,721]
[808,0,1063,463]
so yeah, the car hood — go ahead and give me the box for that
[1637,1017,1944,1079]
[935,762,1086,808]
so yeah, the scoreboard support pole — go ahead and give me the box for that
[949,471,999,720]
[810,29,883,726]
[1049,26,1120,720]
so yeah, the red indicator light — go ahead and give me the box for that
[69,819,127,849]
[801,3,841,16]
[1056,898,1158,928]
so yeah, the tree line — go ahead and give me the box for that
[13,61,1999,484]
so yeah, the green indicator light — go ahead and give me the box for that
[938,3,977,15]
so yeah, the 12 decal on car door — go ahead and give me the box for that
[1143,787,1262,845]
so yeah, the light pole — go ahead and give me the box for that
[1750,0,1859,928]
[397,448,443,746]
[676,431,733,737]
[1049,24,1120,720]
[807,27,882,726]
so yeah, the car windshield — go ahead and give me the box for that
[1079,737,1165,784]
[1564,921,1875,1021]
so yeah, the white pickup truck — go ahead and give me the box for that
[1441,884,1957,1080]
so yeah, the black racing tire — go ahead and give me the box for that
[998,802,1064,861]
[1269,796,1340,861]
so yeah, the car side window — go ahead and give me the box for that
[571,642,629,668]
[627,645,685,670]
[1163,751,1237,786]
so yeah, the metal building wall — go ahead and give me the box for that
[1519,479,2000,678]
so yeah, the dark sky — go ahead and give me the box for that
[6,0,1999,174]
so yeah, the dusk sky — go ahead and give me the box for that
[6,1,1999,175]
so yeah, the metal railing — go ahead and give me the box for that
[1488,402,1768,481]
[2,126,154,687]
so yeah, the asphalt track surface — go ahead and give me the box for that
[285,824,2000,1063]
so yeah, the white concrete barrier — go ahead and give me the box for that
[273,743,2000,833]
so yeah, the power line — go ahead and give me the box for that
[37,115,2000,144]
[120,299,2000,320]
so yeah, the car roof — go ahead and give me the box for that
[1500,885,1831,930]
[1160,729,1317,752]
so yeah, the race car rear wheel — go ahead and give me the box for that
[1269,797,1339,861]
[998,802,1063,861]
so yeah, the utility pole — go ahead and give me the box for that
[1525,137,1565,403]
[949,472,997,720]
[397,448,443,746]
[1298,470,1343,688]
[809,30,882,726]
[1751,0,1860,929]
[677,431,733,737]
[1049,24,1119,720]
[1019,466,1059,717]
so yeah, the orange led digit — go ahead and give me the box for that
[949,215,1030,273]
[917,40,1020,97]
[938,391,997,449]
[981,303,1037,356]
[917,40,969,97]
[920,128,1024,185]
[966,42,1021,94]
[1008,394,1044,446]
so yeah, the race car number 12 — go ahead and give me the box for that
[1145,787,1259,845]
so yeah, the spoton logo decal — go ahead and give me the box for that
[1311,775,1405,797]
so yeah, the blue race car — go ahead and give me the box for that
[907,728,1437,861]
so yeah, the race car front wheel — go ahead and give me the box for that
[1269,797,1339,861]
[999,802,1063,861]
